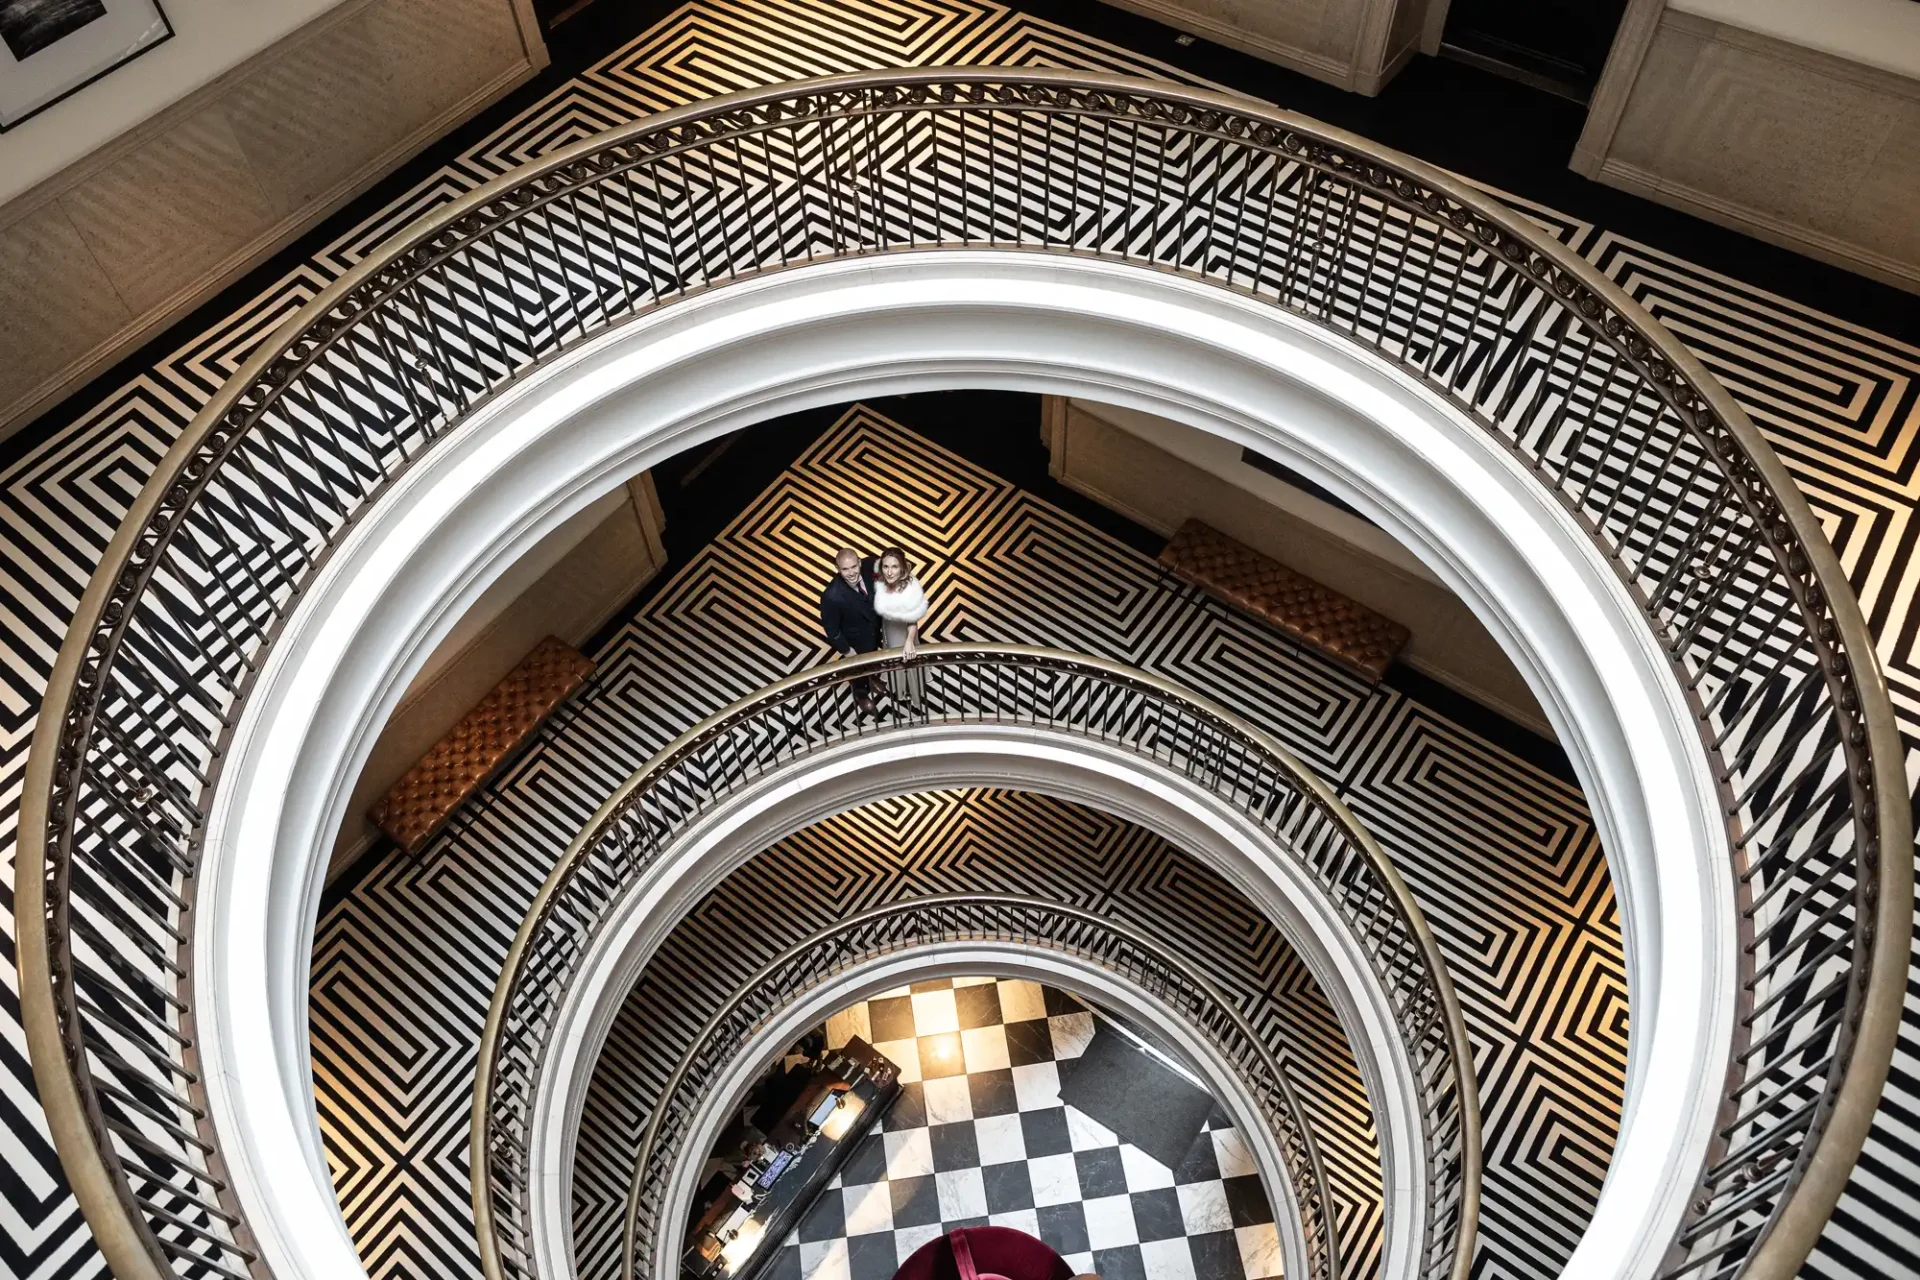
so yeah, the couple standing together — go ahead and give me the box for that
[819,546,929,716]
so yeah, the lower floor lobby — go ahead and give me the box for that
[569,780,1371,1280]
[734,978,1281,1280]
[311,395,1625,1280]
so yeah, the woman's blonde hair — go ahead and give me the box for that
[878,546,915,586]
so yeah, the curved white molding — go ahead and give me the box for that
[528,728,1427,1280]
[192,251,1735,1280]
[646,946,1312,1280]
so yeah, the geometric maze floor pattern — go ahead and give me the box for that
[0,3,1913,1278]
[567,789,1370,1280]
[310,407,1624,1280]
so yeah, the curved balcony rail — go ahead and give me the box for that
[614,894,1339,1280]
[473,644,1477,1280]
[16,67,1906,1280]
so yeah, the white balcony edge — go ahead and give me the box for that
[526,728,1424,1280]
[189,251,1735,1280]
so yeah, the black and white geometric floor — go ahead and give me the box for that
[0,4,1915,1280]
[768,979,1282,1280]
[315,407,1614,1280]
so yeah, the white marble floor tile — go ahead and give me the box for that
[910,989,960,1035]
[1235,1223,1282,1279]
[1082,1193,1140,1250]
[884,1128,935,1179]
[937,1167,989,1220]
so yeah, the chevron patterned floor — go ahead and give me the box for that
[570,790,1368,1280]
[0,3,1914,1279]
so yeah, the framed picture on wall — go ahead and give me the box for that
[0,0,172,131]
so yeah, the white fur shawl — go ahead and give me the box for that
[873,576,927,624]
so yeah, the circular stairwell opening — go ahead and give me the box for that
[197,252,1723,1280]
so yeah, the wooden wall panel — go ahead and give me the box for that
[1098,0,1435,94]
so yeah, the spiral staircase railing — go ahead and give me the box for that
[612,894,1339,1280]
[15,67,1906,1280]
[471,644,1476,1280]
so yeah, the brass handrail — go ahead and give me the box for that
[19,67,1904,1280]
[471,643,1475,1280]
[611,893,1340,1280]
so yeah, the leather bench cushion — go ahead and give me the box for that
[1158,519,1408,682]
[370,635,595,853]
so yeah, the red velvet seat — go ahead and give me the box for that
[891,1227,1073,1280]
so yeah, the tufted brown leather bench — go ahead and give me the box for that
[1158,519,1408,682]
[369,636,596,854]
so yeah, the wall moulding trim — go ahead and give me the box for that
[0,0,535,219]
[1665,0,1920,86]
[1594,157,1920,295]
[1092,0,1417,95]
[1570,0,1665,177]
[1575,0,1920,294]
[190,252,1733,1280]
[0,0,549,441]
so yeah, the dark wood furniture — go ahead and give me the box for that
[683,1038,900,1280]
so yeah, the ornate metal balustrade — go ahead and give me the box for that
[613,895,1338,1280]
[17,68,1906,1280]
[472,645,1477,1280]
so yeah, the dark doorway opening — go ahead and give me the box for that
[532,0,598,34]
[1438,0,1629,101]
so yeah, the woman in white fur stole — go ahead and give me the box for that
[874,545,929,709]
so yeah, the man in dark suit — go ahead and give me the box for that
[820,548,882,715]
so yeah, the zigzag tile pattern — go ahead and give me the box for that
[0,2,1913,1278]
[569,789,1376,1280]
[312,409,1618,1280]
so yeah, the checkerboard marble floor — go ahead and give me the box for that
[757,977,1282,1280]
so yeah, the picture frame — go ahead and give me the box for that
[0,0,173,132]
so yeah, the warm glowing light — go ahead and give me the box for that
[820,1094,865,1141]
[720,1221,765,1271]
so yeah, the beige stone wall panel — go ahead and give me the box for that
[1098,0,1429,93]
[0,0,546,439]
[60,106,284,317]
[1841,107,1920,265]
[1579,4,1920,292]
[0,202,134,416]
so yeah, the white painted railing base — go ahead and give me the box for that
[192,252,1735,1280]
[527,728,1427,1280]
